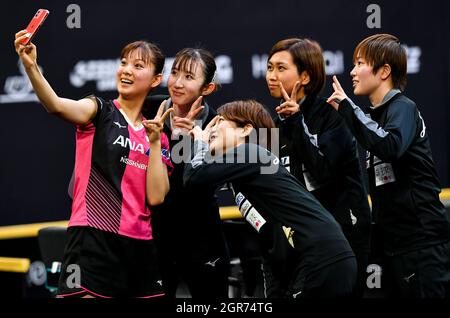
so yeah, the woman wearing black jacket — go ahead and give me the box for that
[142,48,229,298]
[328,33,450,298]
[184,100,356,298]
[265,38,371,297]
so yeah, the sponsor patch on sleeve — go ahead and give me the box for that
[245,208,266,232]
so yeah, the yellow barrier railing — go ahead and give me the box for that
[441,188,450,206]
[0,221,69,241]
[0,188,449,241]
[0,188,449,273]
[222,188,450,220]
[0,257,30,273]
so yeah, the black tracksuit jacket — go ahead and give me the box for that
[275,95,371,252]
[338,90,450,255]
[184,142,355,279]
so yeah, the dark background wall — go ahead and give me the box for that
[1,0,449,225]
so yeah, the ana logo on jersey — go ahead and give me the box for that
[113,135,146,154]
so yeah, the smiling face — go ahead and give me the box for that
[208,116,245,156]
[167,60,206,108]
[350,55,384,97]
[116,49,159,99]
[266,50,302,100]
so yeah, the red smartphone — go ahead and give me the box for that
[21,9,50,45]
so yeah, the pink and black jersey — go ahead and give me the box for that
[69,97,173,240]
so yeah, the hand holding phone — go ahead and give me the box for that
[21,9,50,45]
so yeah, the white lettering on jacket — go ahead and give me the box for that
[113,135,145,154]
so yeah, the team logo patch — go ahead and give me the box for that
[113,121,127,129]
[282,226,295,248]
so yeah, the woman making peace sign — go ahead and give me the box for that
[14,30,173,298]
[143,48,229,298]
[265,38,371,297]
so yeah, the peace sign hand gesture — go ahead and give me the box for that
[172,96,205,135]
[143,100,174,143]
[275,81,301,118]
[327,75,348,110]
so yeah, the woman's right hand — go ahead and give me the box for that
[326,76,348,110]
[14,30,37,69]
[143,100,174,143]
